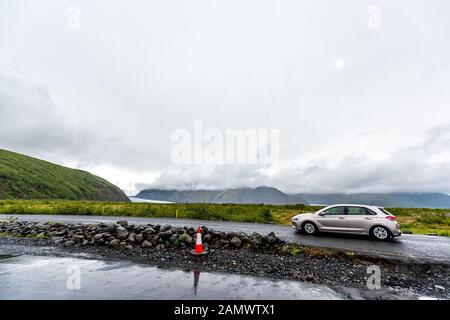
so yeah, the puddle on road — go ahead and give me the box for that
[0,255,366,300]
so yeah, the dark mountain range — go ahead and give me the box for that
[299,193,450,208]
[136,186,450,208]
[136,186,308,205]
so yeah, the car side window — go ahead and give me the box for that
[323,206,345,215]
[346,206,366,215]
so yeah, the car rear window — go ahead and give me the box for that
[379,208,392,215]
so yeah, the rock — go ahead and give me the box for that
[107,224,118,233]
[434,285,445,291]
[51,230,66,237]
[115,226,129,240]
[427,233,438,236]
[305,274,316,282]
[54,238,65,245]
[239,235,250,243]
[64,240,75,247]
[144,227,156,236]
[179,233,192,244]
[251,232,262,239]
[227,232,239,240]
[251,238,263,246]
[135,233,144,243]
[263,235,277,245]
[52,222,66,228]
[209,229,220,237]
[36,232,46,239]
[158,230,173,240]
[109,239,120,247]
[127,234,135,243]
[142,240,153,248]
[117,220,128,227]
[230,237,242,248]
[151,236,160,245]
[169,234,178,243]
[174,227,185,234]
[73,235,85,243]
[203,234,212,243]
[220,239,230,246]
[186,227,196,236]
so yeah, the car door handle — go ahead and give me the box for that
[364,217,372,220]
[338,217,345,219]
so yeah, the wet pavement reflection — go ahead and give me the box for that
[0,255,426,300]
[0,255,353,299]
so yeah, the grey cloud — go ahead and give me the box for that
[276,124,450,194]
[0,69,108,163]
[144,124,450,194]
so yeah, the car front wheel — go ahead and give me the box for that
[371,226,391,241]
[302,222,318,235]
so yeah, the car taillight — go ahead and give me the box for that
[386,215,396,221]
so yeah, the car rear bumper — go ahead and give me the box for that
[392,230,402,237]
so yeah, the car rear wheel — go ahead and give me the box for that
[302,222,318,235]
[371,226,391,241]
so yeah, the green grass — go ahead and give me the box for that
[0,200,282,223]
[0,149,128,202]
[1,199,449,236]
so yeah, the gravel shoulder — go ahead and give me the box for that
[0,220,449,299]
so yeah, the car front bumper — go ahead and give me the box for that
[291,221,301,230]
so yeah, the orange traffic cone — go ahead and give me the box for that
[195,226,203,253]
[191,226,208,255]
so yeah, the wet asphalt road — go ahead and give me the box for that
[1,214,449,263]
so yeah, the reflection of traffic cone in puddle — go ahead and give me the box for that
[193,269,201,295]
[190,226,208,255]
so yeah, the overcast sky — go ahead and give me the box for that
[1,0,450,195]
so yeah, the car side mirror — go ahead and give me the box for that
[318,212,325,216]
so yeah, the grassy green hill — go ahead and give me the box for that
[0,149,129,202]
